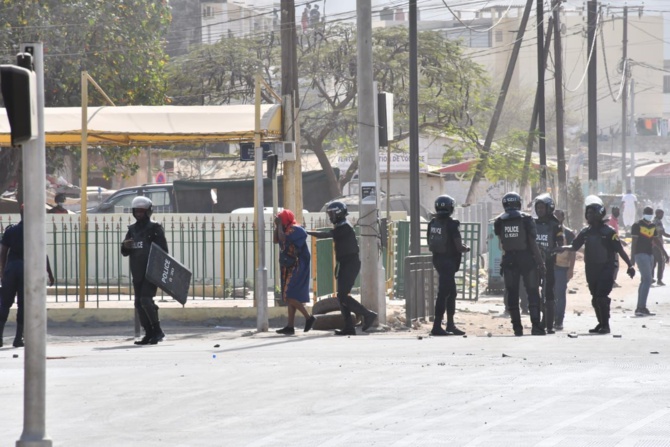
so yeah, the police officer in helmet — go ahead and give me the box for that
[557,195,634,334]
[307,201,378,335]
[121,196,170,345]
[533,193,563,334]
[494,192,547,336]
[427,195,470,336]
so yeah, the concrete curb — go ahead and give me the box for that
[6,307,292,327]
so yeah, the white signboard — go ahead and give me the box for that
[337,152,430,173]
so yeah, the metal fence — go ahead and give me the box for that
[0,213,481,306]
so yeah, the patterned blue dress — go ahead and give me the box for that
[280,225,311,303]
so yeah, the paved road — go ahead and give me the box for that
[1,286,670,447]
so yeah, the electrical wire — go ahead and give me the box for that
[599,21,627,103]
[563,5,602,92]
[439,0,516,33]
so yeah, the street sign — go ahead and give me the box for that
[145,243,191,305]
[240,142,272,161]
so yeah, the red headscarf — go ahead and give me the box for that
[278,209,297,228]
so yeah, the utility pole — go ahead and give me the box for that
[536,0,547,190]
[520,17,553,201]
[630,79,636,193]
[466,0,535,204]
[621,5,629,191]
[409,0,420,255]
[553,0,568,209]
[280,0,303,221]
[587,0,599,194]
[356,0,384,322]
[18,42,52,447]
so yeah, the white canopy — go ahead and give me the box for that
[0,104,282,146]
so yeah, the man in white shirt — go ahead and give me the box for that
[621,190,638,230]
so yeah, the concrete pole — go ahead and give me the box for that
[254,74,268,331]
[587,0,598,195]
[621,6,629,192]
[17,42,53,447]
[356,0,383,321]
[280,0,303,221]
[630,79,636,193]
[552,0,568,210]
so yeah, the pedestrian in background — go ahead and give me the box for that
[494,192,546,336]
[553,209,575,331]
[621,190,638,232]
[307,201,377,336]
[558,196,635,334]
[47,193,69,214]
[652,208,669,286]
[274,209,315,335]
[0,205,55,348]
[427,195,470,336]
[631,206,657,316]
[121,197,168,345]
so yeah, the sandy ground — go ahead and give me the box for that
[408,251,653,337]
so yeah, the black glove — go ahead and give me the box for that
[627,266,635,278]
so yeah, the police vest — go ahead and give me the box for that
[535,220,555,253]
[499,213,528,252]
[584,225,613,265]
[428,217,450,254]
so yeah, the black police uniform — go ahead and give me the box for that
[427,215,462,330]
[570,223,622,331]
[309,220,375,333]
[0,222,24,346]
[494,209,542,335]
[534,214,564,332]
[121,217,169,340]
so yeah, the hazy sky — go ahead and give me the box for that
[251,0,670,56]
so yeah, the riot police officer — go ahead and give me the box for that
[307,201,378,335]
[427,195,470,336]
[121,197,169,345]
[494,192,546,336]
[558,196,635,334]
[533,193,564,334]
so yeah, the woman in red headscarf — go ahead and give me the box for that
[274,209,315,335]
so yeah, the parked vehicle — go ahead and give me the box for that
[87,184,175,214]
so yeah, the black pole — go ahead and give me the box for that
[553,0,567,209]
[409,0,420,256]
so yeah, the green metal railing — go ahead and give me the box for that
[1,214,481,304]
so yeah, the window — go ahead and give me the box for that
[203,6,212,18]
[495,30,503,43]
[664,75,670,94]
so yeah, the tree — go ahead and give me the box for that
[0,0,170,194]
[167,24,492,199]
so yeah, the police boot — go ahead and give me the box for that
[598,297,611,334]
[544,300,556,334]
[588,300,602,334]
[335,299,356,336]
[345,296,377,331]
[13,324,24,348]
[509,309,523,336]
[430,319,448,336]
[147,305,165,344]
[445,315,465,336]
[0,321,5,347]
[529,307,545,336]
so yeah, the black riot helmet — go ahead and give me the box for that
[434,195,455,217]
[502,192,522,212]
[584,195,606,221]
[326,201,348,224]
[534,193,555,216]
